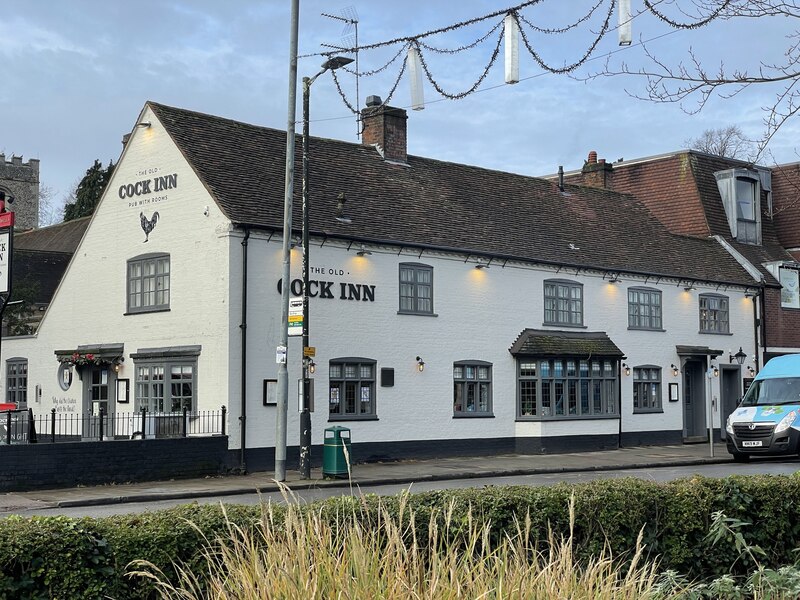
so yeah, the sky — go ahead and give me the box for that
[2,1,799,222]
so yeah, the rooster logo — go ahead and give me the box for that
[140,211,159,242]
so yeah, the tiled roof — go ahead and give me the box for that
[509,329,625,357]
[607,150,794,282]
[14,217,89,253]
[150,102,756,286]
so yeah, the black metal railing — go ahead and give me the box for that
[0,406,227,444]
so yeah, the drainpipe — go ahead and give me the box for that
[239,228,250,473]
[755,286,764,373]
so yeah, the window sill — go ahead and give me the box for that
[328,415,379,422]
[397,311,438,317]
[125,307,171,316]
[541,323,587,329]
[627,327,666,332]
[698,331,733,336]
[515,414,619,422]
[632,409,664,415]
[453,412,495,419]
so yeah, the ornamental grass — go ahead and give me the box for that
[129,487,684,600]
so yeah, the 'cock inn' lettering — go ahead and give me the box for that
[277,278,375,302]
[119,173,178,199]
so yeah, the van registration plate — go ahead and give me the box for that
[742,441,762,448]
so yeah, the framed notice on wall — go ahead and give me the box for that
[116,378,129,404]
[669,383,679,402]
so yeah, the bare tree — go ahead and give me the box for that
[685,126,756,160]
[38,184,63,228]
[588,1,800,158]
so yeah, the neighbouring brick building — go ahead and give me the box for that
[557,150,800,367]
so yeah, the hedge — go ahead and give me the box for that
[2,474,800,599]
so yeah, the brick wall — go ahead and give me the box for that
[763,288,800,349]
[771,162,800,250]
[0,436,230,492]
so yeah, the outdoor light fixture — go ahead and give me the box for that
[113,363,121,374]
[356,244,372,256]
[744,288,758,299]
[136,121,151,128]
[622,363,631,376]
[747,366,755,377]
[308,359,316,374]
[671,364,680,377]
[475,263,489,270]
[684,283,696,292]
[710,361,719,377]
[730,347,747,365]
[416,356,425,372]
[607,272,620,284]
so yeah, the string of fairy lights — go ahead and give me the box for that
[302,0,734,119]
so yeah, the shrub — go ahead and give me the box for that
[2,475,800,598]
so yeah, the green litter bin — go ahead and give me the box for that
[323,426,351,479]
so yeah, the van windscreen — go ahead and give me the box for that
[741,377,800,407]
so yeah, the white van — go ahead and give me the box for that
[726,354,800,461]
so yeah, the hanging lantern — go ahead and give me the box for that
[504,14,519,84]
[407,46,425,110]
[618,0,632,46]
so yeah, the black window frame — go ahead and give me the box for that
[398,263,434,316]
[127,253,170,314]
[328,357,377,420]
[699,293,730,334]
[543,279,584,327]
[632,365,662,413]
[516,357,618,420]
[627,287,663,331]
[453,360,493,418]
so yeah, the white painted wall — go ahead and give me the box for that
[2,106,233,424]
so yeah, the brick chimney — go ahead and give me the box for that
[581,150,613,189]
[361,95,408,164]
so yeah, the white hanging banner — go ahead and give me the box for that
[618,0,632,46]
[407,47,425,111]
[0,231,9,295]
[504,14,520,84]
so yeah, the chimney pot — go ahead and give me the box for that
[588,151,597,164]
[366,95,382,107]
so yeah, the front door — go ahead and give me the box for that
[84,366,112,439]
[683,360,707,441]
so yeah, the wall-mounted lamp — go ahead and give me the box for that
[475,262,490,270]
[308,359,316,374]
[136,121,152,128]
[356,244,372,256]
[113,363,121,374]
[416,356,425,372]
[709,361,719,377]
[729,347,747,365]
[747,365,755,377]
[684,283,696,292]
[622,363,631,376]
[744,288,759,299]
[671,364,680,377]
[607,273,620,284]
[112,357,124,373]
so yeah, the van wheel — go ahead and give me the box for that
[731,450,750,463]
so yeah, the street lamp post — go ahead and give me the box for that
[300,56,353,480]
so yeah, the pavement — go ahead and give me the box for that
[0,442,735,513]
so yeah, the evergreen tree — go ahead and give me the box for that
[63,159,115,221]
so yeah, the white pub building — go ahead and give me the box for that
[1,100,763,472]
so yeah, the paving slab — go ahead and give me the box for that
[0,443,732,512]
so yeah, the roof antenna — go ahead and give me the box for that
[558,166,564,192]
[322,7,360,139]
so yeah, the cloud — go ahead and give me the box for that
[0,16,94,58]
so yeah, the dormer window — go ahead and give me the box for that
[715,169,761,245]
